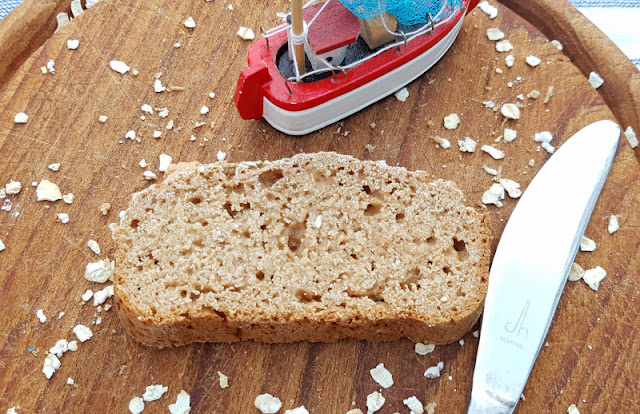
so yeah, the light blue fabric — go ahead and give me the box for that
[0,0,23,20]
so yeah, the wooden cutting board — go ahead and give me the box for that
[1,0,639,412]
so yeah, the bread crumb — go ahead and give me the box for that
[109,60,130,75]
[6,406,20,414]
[568,263,585,282]
[583,266,606,291]
[14,112,29,124]
[84,258,114,283]
[431,136,451,149]
[66,377,75,385]
[200,105,210,115]
[588,72,604,89]
[158,154,173,172]
[624,126,638,149]
[6,181,22,195]
[394,87,409,102]
[87,239,101,255]
[183,16,196,28]
[540,142,555,154]
[370,363,394,388]
[254,393,282,414]
[525,55,542,67]
[505,54,514,67]
[482,165,498,176]
[551,40,563,50]
[473,330,479,338]
[46,59,56,74]
[143,384,168,402]
[486,28,504,41]
[154,79,166,93]
[527,90,540,99]
[503,128,517,143]
[543,86,554,104]
[141,104,153,115]
[36,309,47,323]
[499,178,522,198]
[425,402,437,414]
[217,151,227,162]
[458,137,478,153]
[284,407,309,414]
[424,361,444,379]
[500,103,520,119]
[168,390,191,414]
[128,397,144,414]
[67,39,80,50]
[568,403,580,414]
[0,238,5,252]
[237,27,255,40]
[478,1,498,18]
[579,236,596,252]
[217,371,229,388]
[608,215,619,234]
[73,324,93,342]
[443,113,460,130]
[98,115,108,123]
[100,203,111,215]
[482,183,505,207]
[125,130,136,140]
[496,40,513,53]
[81,289,93,302]
[403,396,424,414]
[366,391,386,413]
[93,285,114,306]
[42,353,61,379]
[143,171,158,181]
[63,193,74,204]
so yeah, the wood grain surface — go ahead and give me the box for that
[1,0,639,413]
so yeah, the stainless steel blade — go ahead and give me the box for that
[466,120,620,413]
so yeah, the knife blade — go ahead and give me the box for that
[466,120,621,413]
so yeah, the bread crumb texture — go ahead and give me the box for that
[113,152,490,347]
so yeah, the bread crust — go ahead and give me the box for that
[113,152,491,348]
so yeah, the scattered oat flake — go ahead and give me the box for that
[588,72,604,89]
[481,145,505,160]
[216,151,227,162]
[141,104,153,114]
[496,40,513,52]
[458,137,477,153]
[109,60,130,74]
[366,391,386,413]
[424,361,444,379]
[478,1,498,18]
[58,213,70,224]
[483,164,498,176]
[443,113,460,130]
[98,115,108,123]
[0,239,5,252]
[237,26,255,40]
[482,183,505,207]
[431,136,451,149]
[36,180,63,202]
[200,105,210,115]
[543,86,554,104]
[62,193,74,204]
[143,171,158,181]
[6,180,22,195]
[346,410,363,414]
[125,130,136,140]
[73,324,93,342]
[370,363,394,388]
[139,159,148,168]
[425,402,437,414]
[67,377,74,385]
[217,371,229,388]
[158,107,169,118]
[580,236,596,252]
[129,397,144,414]
[36,309,47,323]
[403,396,424,414]
[154,79,166,93]
[504,128,517,142]
[48,163,61,171]
[527,89,540,99]
[85,258,114,283]
[568,404,580,414]
[158,154,173,172]
[499,178,522,198]
[6,407,20,414]
[81,289,93,302]
[505,54,515,67]
[608,215,619,234]
[209,92,216,99]
[93,285,114,306]
[143,384,168,402]
[624,126,638,148]
[551,40,563,50]
[500,103,520,119]
[254,393,282,414]
[533,131,553,143]
[87,239,101,255]
[14,112,29,124]
[486,28,504,41]
[184,16,196,28]
[568,262,585,282]
[153,130,163,138]
[47,59,55,73]
[43,353,61,379]
[525,55,542,67]
[583,266,606,291]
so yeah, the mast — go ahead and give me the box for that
[291,0,306,76]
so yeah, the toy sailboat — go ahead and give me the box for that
[235,0,480,135]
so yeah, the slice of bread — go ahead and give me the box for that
[113,152,491,348]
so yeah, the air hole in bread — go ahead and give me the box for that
[295,289,322,303]
[200,220,209,227]
[426,236,436,245]
[256,271,265,281]
[364,203,381,216]
[362,185,372,194]
[179,289,187,298]
[130,219,140,229]
[189,292,200,301]
[395,212,405,222]
[259,168,284,187]
[188,196,203,204]
[443,266,452,274]
[286,222,306,252]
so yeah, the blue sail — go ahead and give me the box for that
[338,0,462,26]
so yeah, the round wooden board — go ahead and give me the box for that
[0,0,639,413]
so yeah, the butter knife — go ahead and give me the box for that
[466,120,621,413]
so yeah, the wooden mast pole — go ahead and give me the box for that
[291,0,306,76]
